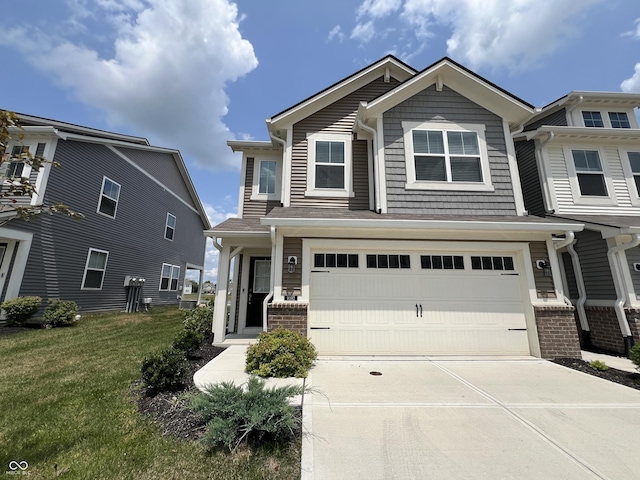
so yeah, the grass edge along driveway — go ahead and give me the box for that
[0,308,299,480]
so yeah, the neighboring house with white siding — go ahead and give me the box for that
[0,113,210,314]
[207,56,584,359]
[514,92,640,356]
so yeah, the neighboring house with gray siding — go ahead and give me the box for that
[514,91,640,355]
[206,56,584,360]
[0,113,210,314]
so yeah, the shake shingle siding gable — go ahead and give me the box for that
[290,76,399,210]
[383,85,517,215]
[11,139,206,312]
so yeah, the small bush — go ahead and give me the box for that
[246,328,317,378]
[589,360,609,371]
[172,329,203,357]
[190,376,305,452]
[1,296,42,326]
[140,347,187,391]
[183,304,214,336]
[631,342,640,371]
[43,299,79,328]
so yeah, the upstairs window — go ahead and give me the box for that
[82,248,109,289]
[572,150,607,196]
[258,160,276,194]
[403,122,492,191]
[628,152,640,195]
[165,213,176,240]
[582,111,604,127]
[609,112,630,129]
[306,133,353,198]
[250,156,281,201]
[98,176,121,218]
[6,146,27,178]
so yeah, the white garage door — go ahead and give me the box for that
[309,251,530,355]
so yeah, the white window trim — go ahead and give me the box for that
[165,213,176,241]
[3,142,35,182]
[250,155,282,201]
[97,176,121,219]
[620,147,640,206]
[305,132,354,198]
[159,262,181,291]
[402,121,494,192]
[170,265,180,291]
[564,145,617,206]
[81,248,109,290]
[577,109,638,129]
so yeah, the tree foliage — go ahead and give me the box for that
[0,110,83,224]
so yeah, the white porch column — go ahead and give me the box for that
[212,244,231,343]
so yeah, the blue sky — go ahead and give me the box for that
[1,0,639,281]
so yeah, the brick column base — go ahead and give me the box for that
[534,306,581,359]
[626,309,640,345]
[584,306,626,354]
[267,303,308,336]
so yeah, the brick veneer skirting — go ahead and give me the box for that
[267,302,308,336]
[584,306,626,354]
[534,306,581,359]
[626,309,640,344]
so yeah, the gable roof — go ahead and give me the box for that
[357,57,534,127]
[266,55,416,131]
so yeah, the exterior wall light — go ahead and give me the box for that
[287,256,297,273]
[536,259,552,278]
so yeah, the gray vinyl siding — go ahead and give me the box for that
[524,108,568,132]
[10,139,207,312]
[625,247,640,296]
[281,237,302,297]
[561,251,579,300]
[529,241,556,299]
[242,157,280,218]
[383,85,517,215]
[115,146,195,206]
[514,140,546,216]
[290,76,399,209]
[574,230,616,300]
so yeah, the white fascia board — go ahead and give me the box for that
[566,91,640,107]
[363,61,533,125]
[204,230,270,238]
[8,126,64,139]
[227,140,279,152]
[268,57,416,129]
[261,217,584,234]
[526,126,640,142]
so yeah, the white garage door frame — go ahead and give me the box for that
[301,238,541,357]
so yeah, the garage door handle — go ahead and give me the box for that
[419,304,423,317]
[501,273,519,276]
[415,304,418,317]
[310,327,330,330]
[508,328,527,331]
[312,270,330,273]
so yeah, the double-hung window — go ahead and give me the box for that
[159,263,181,291]
[582,111,604,128]
[82,248,109,289]
[98,176,121,218]
[165,213,176,241]
[609,112,631,129]
[403,122,492,191]
[572,150,607,196]
[306,133,352,197]
[3,144,41,180]
[258,160,276,194]
[250,156,281,200]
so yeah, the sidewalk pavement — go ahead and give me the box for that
[581,350,637,373]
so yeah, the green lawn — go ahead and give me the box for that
[0,308,299,479]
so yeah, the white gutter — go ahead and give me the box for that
[565,95,584,127]
[356,116,381,213]
[212,238,222,251]
[606,234,640,345]
[554,232,588,330]
[535,131,555,213]
[269,132,287,205]
[263,226,276,332]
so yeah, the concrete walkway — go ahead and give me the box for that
[582,350,637,373]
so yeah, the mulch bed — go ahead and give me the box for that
[132,341,226,441]
[553,357,640,391]
[0,323,42,336]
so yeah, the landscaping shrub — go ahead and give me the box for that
[1,296,42,326]
[140,347,187,391]
[631,342,640,371]
[589,360,609,371]
[190,376,305,452]
[43,299,79,328]
[183,304,214,336]
[245,328,317,378]
[172,329,203,357]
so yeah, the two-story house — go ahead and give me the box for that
[515,92,640,356]
[0,113,210,313]
[207,56,584,359]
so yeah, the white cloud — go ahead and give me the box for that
[327,25,346,43]
[621,63,640,92]
[353,0,601,71]
[622,18,640,38]
[1,0,258,170]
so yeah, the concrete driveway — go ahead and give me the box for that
[302,357,640,480]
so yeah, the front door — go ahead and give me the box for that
[246,257,271,328]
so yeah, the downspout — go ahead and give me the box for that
[357,117,381,213]
[262,225,276,332]
[553,232,575,306]
[565,95,584,127]
[607,234,640,355]
[270,132,287,205]
[535,131,555,214]
[554,233,589,334]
